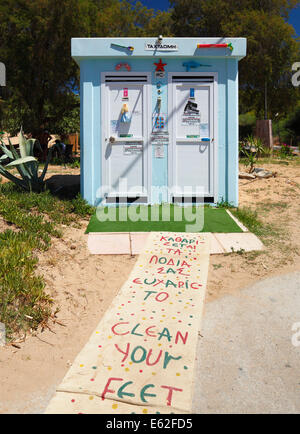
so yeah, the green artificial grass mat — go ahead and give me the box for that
[85,205,244,233]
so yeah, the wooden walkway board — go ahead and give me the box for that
[45,232,210,414]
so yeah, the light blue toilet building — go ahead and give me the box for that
[71,37,247,207]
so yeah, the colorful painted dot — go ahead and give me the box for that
[184,366,188,370]
[176,373,181,376]
[112,404,118,409]
[71,399,75,403]
[89,396,94,400]
[92,366,97,369]
[143,409,148,414]
[79,364,84,367]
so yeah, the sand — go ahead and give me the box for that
[0,161,299,413]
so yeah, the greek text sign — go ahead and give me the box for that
[45,232,210,414]
[145,43,178,52]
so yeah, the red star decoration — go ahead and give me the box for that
[154,59,167,72]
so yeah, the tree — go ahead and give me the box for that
[0,0,172,136]
[0,0,94,135]
[170,0,300,118]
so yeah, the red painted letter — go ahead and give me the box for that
[101,377,123,400]
[111,322,129,336]
[161,385,183,406]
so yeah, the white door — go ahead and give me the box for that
[168,74,217,203]
[101,73,151,203]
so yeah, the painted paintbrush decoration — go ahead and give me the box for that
[111,43,134,53]
[197,43,234,51]
[182,61,212,72]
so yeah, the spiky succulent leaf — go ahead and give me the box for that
[0,143,14,159]
[7,135,32,179]
[0,164,28,190]
[6,156,37,167]
[26,138,42,178]
[18,127,27,158]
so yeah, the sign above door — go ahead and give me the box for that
[144,42,178,51]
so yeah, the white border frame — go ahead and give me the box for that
[100,71,152,203]
[167,72,218,203]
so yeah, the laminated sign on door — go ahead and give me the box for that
[182,100,201,126]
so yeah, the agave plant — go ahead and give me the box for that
[0,128,60,192]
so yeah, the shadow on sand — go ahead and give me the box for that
[46,174,80,200]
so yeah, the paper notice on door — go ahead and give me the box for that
[154,145,164,158]
[123,144,143,155]
[181,114,201,126]
[151,132,169,145]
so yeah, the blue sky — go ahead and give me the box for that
[142,0,300,36]
[289,7,300,36]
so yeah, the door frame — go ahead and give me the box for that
[167,72,218,203]
[100,71,152,203]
